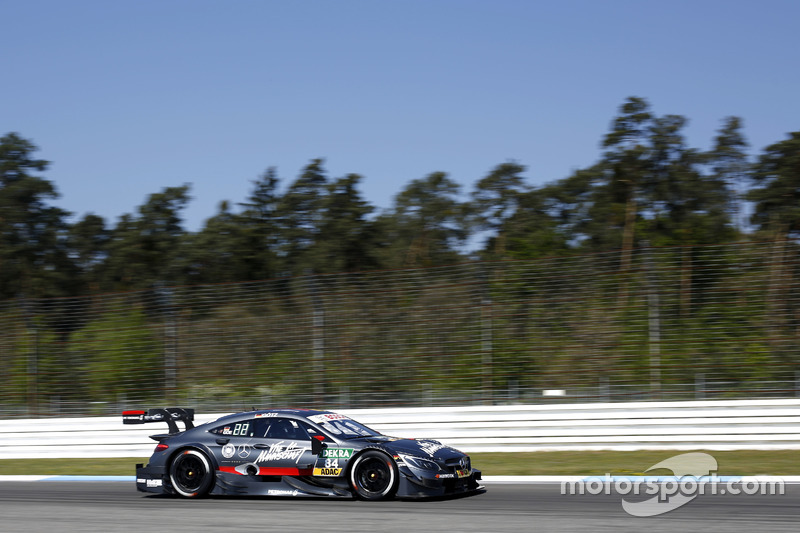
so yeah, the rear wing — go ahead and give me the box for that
[122,408,195,434]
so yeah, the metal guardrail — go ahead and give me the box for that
[3,399,800,459]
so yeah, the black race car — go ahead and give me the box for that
[123,407,483,500]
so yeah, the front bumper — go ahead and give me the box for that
[398,467,483,498]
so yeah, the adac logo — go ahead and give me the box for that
[313,467,342,477]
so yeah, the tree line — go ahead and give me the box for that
[2,96,799,301]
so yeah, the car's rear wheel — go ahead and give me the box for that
[349,450,398,500]
[169,449,214,498]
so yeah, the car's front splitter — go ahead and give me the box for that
[397,468,483,499]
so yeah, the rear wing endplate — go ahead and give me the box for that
[122,408,195,434]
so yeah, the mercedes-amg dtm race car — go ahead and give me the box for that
[123,407,482,500]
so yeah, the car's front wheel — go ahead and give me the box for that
[169,449,214,498]
[349,450,398,500]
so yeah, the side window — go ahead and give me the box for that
[260,418,310,441]
[210,420,254,437]
[253,418,270,438]
[299,421,324,439]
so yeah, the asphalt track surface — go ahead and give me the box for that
[2,481,799,532]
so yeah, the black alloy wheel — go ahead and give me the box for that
[349,450,398,500]
[169,449,214,498]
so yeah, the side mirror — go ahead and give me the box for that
[311,435,325,455]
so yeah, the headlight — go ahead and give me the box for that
[399,454,441,471]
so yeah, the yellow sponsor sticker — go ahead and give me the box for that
[313,467,342,477]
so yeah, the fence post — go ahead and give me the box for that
[795,371,800,398]
[599,376,610,402]
[643,243,662,399]
[20,296,39,416]
[479,265,493,404]
[695,373,705,400]
[307,272,325,405]
[157,284,177,403]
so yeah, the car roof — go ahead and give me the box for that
[210,408,335,424]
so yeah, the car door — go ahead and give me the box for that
[250,417,316,476]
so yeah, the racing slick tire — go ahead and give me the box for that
[169,449,214,498]
[349,450,398,500]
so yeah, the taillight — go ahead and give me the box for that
[155,443,169,452]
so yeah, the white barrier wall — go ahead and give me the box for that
[3,399,800,459]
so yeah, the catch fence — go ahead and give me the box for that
[1,240,799,417]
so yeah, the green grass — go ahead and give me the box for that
[1,450,797,476]
[469,450,800,476]
[0,458,148,476]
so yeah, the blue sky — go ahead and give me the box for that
[3,0,799,231]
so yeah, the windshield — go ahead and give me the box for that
[307,414,381,438]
